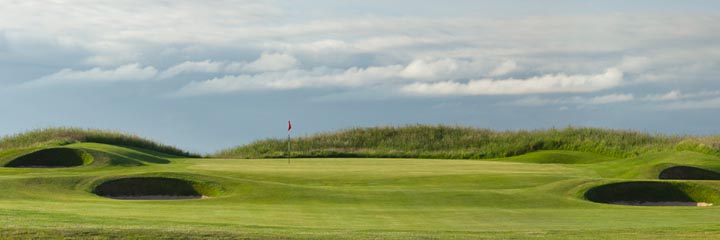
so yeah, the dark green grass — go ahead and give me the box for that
[216,125,720,159]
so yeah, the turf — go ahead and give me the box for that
[3,141,720,239]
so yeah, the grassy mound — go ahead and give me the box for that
[659,166,720,180]
[584,181,720,206]
[4,148,93,168]
[93,177,220,199]
[501,150,616,164]
[0,128,198,158]
[215,125,720,159]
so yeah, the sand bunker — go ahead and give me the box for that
[610,201,713,207]
[93,177,217,200]
[659,166,720,180]
[585,181,719,207]
[109,195,210,200]
[5,148,92,168]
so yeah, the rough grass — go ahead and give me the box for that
[0,127,198,158]
[215,125,720,159]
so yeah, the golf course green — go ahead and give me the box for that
[2,127,720,239]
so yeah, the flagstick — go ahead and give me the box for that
[287,132,290,164]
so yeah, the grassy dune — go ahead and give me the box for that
[216,125,720,159]
[0,127,198,158]
[1,128,720,238]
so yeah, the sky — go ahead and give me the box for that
[1,1,719,153]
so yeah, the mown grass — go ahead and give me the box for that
[0,127,198,158]
[215,125,720,159]
[3,142,720,239]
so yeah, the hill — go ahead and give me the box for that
[215,125,720,159]
[0,127,198,158]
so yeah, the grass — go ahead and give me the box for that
[2,144,720,238]
[4,127,720,238]
[0,127,198,158]
[215,125,720,159]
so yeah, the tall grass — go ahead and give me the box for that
[214,125,720,159]
[0,127,198,157]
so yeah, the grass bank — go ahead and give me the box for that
[215,125,720,159]
[0,127,198,158]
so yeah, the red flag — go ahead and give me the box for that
[288,121,292,132]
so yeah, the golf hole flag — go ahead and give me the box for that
[287,121,292,163]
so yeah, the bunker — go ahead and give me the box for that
[93,177,220,200]
[584,181,718,207]
[5,148,92,168]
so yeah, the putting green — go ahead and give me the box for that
[2,142,720,239]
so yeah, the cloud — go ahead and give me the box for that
[22,52,302,87]
[588,93,634,104]
[401,68,623,96]
[4,2,718,103]
[642,90,682,101]
[232,52,298,73]
[641,90,720,102]
[157,60,226,79]
[489,60,518,76]
[172,56,536,96]
[619,56,651,73]
[174,65,405,96]
[507,90,720,109]
[509,93,634,107]
[665,97,720,110]
[24,64,158,87]
[399,58,459,79]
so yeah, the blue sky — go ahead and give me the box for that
[1,1,719,153]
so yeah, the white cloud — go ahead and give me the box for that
[489,60,518,76]
[509,93,634,107]
[619,56,651,73]
[665,97,720,109]
[22,52,304,87]
[157,60,226,79]
[588,93,634,104]
[642,90,683,101]
[24,64,158,86]
[238,52,298,73]
[401,68,623,96]
[642,90,720,102]
[175,56,499,96]
[399,58,459,79]
[174,64,405,96]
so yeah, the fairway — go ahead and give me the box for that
[2,142,720,239]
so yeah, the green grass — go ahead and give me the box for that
[2,141,720,238]
[216,125,720,159]
[4,127,720,238]
[0,127,198,158]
